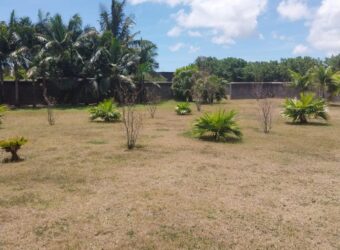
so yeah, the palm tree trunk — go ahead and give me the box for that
[14,65,19,107]
[10,149,20,162]
[42,77,51,105]
[32,79,36,108]
[322,84,326,99]
[0,70,4,103]
[300,115,308,124]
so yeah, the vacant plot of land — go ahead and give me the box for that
[0,100,339,249]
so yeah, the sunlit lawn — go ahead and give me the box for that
[0,99,339,249]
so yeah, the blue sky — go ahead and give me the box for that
[1,0,339,71]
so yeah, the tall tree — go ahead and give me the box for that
[311,65,340,100]
[0,22,10,102]
[288,69,313,93]
[99,0,137,44]
[6,11,30,106]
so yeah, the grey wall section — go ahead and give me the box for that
[0,80,174,106]
[229,82,300,99]
[145,82,173,100]
[1,80,337,106]
[0,79,99,105]
[1,80,44,105]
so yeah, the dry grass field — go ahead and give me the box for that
[0,99,339,249]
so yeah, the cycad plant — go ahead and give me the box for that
[282,92,329,124]
[175,102,191,115]
[0,136,27,162]
[193,110,242,141]
[89,99,121,122]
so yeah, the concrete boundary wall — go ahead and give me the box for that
[229,82,299,99]
[1,80,336,106]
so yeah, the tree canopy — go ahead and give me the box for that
[0,0,159,105]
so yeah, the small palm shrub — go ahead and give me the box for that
[193,110,242,141]
[282,93,329,124]
[90,99,121,122]
[0,105,8,124]
[175,103,191,115]
[0,137,28,162]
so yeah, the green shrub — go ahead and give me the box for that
[89,99,121,122]
[175,103,192,115]
[0,105,8,124]
[193,110,242,141]
[0,137,28,162]
[282,92,329,123]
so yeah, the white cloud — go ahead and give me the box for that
[167,26,183,37]
[259,33,265,40]
[169,42,185,52]
[129,0,267,46]
[188,30,202,37]
[277,0,310,21]
[189,45,200,53]
[293,44,309,55]
[168,43,200,53]
[308,0,340,55]
[272,32,293,42]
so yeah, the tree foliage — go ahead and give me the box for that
[311,65,340,100]
[190,56,323,82]
[0,0,159,105]
[171,65,198,100]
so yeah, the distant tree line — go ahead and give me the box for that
[172,55,340,101]
[194,55,340,82]
[0,0,159,106]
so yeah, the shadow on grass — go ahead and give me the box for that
[10,104,90,111]
[87,140,107,145]
[1,158,25,164]
[182,131,243,144]
[90,120,121,124]
[329,103,340,107]
[285,121,330,126]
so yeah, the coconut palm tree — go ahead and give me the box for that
[5,11,31,106]
[311,65,340,100]
[99,0,137,44]
[86,33,139,101]
[35,13,86,79]
[0,22,10,102]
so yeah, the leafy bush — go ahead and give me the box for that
[175,103,192,115]
[89,99,121,122]
[193,110,242,141]
[0,137,28,162]
[282,92,329,123]
[0,105,8,124]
